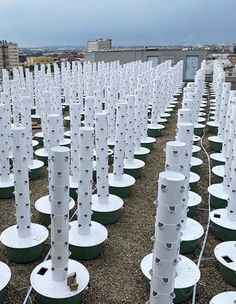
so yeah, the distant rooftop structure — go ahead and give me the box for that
[0,40,19,76]
[87,39,112,52]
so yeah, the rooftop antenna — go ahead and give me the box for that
[1,126,48,263]
[69,127,108,260]
[92,112,124,224]
[31,146,89,303]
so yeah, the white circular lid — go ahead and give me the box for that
[108,173,135,187]
[193,135,200,142]
[189,172,200,183]
[0,261,11,291]
[0,223,48,249]
[60,138,71,146]
[188,191,201,207]
[181,217,204,241]
[210,153,225,163]
[28,159,44,170]
[0,174,14,188]
[64,116,70,121]
[192,145,201,153]
[207,121,219,127]
[194,123,205,129]
[34,131,44,138]
[34,148,48,158]
[134,146,150,155]
[212,165,224,178]
[214,241,236,271]
[141,137,156,144]
[208,183,228,200]
[92,193,123,212]
[140,253,200,289]
[210,291,236,304]
[35,195,75,214]
[210,209,236,230]
[32,140,39,147]
[31,259,89,299]
[208,136,223,144]
[124,158,145,170]
[69,220,108,247]
[148,123,165,130]
[191,157,203,167]
[64,131,71,137]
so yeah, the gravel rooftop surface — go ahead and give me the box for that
[0,89,233,304]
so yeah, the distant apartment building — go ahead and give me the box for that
[0,40,19,74]
[87,39,112,52]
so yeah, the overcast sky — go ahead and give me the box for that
[0,0,235,47]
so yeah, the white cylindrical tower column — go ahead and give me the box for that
[108,102,135,198]
[92,112,124,224]
[69,127,108,260]
[31,146,89,303]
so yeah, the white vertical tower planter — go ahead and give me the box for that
[140,171,200,304]
[0,261,11,303]
[84,96,94,127]
[20,96,44,180]
[208,82,231,152]
[91,112,124,224]
[175,123,204,254]
[31,146,89,304]
[108,102,135,198]
[69,103,82,199]
[0,126,48,263]
[107,86,116,147]
[123,95,145,179]
[140,84,156,150]
[69,127,108,260]
[134,88,150,162]
[0,104,14,198]
[35,114,75,225]
[208,106,236,209]
[210,134,236,241]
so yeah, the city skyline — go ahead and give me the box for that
[0,0,236,48]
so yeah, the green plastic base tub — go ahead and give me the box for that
[0,287,7,304]
[189,182,198,192]
[36,155,48,166]
[134,153,149,162]
[34,137,44,146]
[209,141,222,153]
[208,125,218,135]
[211,158,225,168]
[92,209,122,225]
[109,185,133,198]
[180,240,198,254]
[212,175,223,184]
[69,243,104,261]
[147,128,163,138]
[0,186,14,199]
[210,194,228,209]
[174,286,194,304]
[187,206,197,218]
[212,223,236,241]
[124,167,143,179]
[37,293,83,304]
[218,263,236,287]
[141,142,155,150]
[29,167,43,180]
[69,188,78,201]
[190,165,201,174]
[5,244,44,263]
[194,128,204,137]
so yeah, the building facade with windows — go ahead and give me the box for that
[84,47,208,81]
[0,40,19,75]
